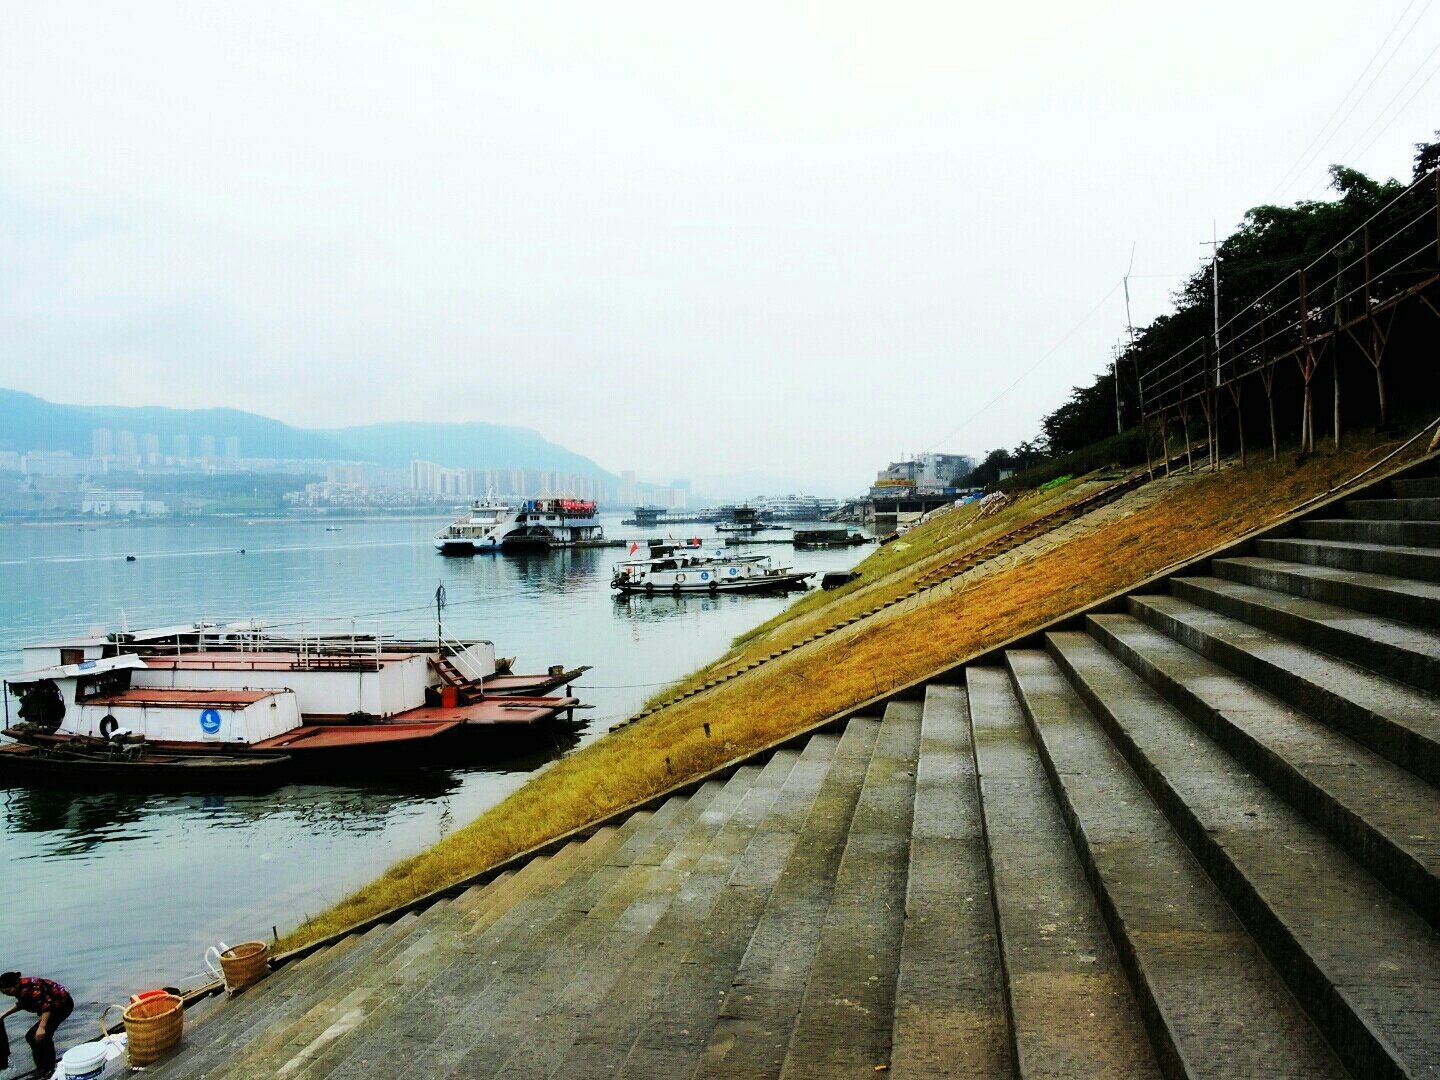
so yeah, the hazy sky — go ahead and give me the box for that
[1,2,1435,494]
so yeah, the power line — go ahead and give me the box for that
[1268,0,1430,201]
[1333,40,1440,167]
[923,280,1121,450]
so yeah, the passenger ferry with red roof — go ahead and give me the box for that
[435,493,604,554]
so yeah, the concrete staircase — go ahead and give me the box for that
[148,459,1440,1079]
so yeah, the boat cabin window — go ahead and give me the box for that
[653,559,677,571]
[59,647,85,666]
[75,667,133,700]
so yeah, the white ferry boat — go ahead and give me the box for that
[434,492,514,554]
[611,547,812,594]
[434,494,604,554]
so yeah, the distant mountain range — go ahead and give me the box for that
[0,388,614,479]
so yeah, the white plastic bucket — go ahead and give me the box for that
[61,1041,109,1079]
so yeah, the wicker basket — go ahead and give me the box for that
[219,940,270,992]
[121,992,184,1066]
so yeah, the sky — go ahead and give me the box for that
[1,2,1436,496]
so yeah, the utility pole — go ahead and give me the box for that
[1123,242,1137,343]
[435,581,446,651]
[1201,223,1221,387]
[1112,342,1124,435]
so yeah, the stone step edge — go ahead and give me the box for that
[1047,632,1415,1080]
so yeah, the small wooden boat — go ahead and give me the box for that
[0,740,291,790]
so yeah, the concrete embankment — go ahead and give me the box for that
[143,449,1440,1078]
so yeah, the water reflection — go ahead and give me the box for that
[0,726,589,854]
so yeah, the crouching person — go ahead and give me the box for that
[1,969,74,1076]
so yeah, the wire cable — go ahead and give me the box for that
[923,279,1122,450]
[1269,0,1431,201]
[1340,47,1440,165]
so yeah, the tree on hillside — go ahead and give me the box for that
[1414,131,1440,179]
[964,448,1017,488]
[1041,374,1126,457]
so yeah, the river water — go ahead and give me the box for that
[0,514,868,1021]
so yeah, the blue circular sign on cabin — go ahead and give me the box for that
[199,709,222,734]
[729,568,738,576]
[700,571,710,580]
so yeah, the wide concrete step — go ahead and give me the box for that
[780,701,921,1079]
[1254,536,1440,582]
[1129,593,1440,787]
[1074,617,1440,930]
[1392,476,1440,498]
[1345,496,1440,519]
[248,854,575,1077]
[967,666,1162,1079]
[695,717,882,1080]
[1047,629,1440,1080]
[537,753,802,1080]
[281,814,658,1080]
[149,908,435,1077]
[1170,574,1440,693]
[889,685,1010,1079]
[320,776,739,1079]
[154,788,702,1079]
[1007,648,1348,1080]
[614,739,841,1079]
[1298,517,1440,547]
[1212,555,1440,629]
[177,846,577,1080]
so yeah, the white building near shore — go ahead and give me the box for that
[81,488,168,516]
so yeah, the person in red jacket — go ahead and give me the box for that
[1,970,74,1076]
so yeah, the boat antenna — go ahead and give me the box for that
[434,581,447,651]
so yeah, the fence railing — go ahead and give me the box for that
[1136,169,1440,467]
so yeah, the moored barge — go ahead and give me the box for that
[2,622,587,781]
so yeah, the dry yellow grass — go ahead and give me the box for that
[279,434,1427,949]
[642,477,1095,708]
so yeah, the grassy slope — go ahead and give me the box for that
[280,435,1425,948]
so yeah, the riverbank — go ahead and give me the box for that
[280,428,1435,948]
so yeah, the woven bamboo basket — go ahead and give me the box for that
[219,941,270,992]
[120,992,184,1065]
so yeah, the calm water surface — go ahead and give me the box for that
[0,515,868,1016]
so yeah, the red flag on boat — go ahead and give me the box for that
[629,541,639,554]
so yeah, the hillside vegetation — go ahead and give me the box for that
[279,429,1433,949]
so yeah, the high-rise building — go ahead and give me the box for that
[619,470,637,506]
[115,430,138,459]
[409,459,439,491]
[199,435,217,459]
[172,435,190,460]
[224,436,240,459]
[141,433,161,464]
[91,428,113,457]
